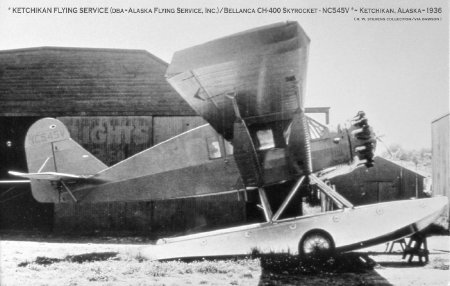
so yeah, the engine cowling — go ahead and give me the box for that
[308,111,377,172]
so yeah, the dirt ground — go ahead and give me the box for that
[0,234,448,286]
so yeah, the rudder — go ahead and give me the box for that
[24,118,107,202]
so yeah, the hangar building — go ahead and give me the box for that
[330,156,427,206]
[0,47,245,236]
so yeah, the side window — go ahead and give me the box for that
[224,140,233,155]
[206,137,222,159]
[256,129,275,150]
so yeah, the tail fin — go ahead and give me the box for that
[23,118,107,202]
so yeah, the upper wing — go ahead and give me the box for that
[166,21,310,141]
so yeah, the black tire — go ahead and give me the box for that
[299,231,335,259]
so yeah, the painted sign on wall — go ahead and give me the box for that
[58,116,153,165]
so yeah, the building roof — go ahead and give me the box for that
[0,47,196,116]
[432,113,450,123]
[376,156,428,178]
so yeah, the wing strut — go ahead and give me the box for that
[272,176,305,221]
[268,174,352,222]
[309,174,353,208]
[258,188,272,222]
[60,180,78,203]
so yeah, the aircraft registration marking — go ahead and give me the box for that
[29,129,65,145]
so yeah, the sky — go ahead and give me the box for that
[0,0,448,150]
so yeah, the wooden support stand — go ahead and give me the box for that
[385,238,407,253]
[402,232,429,263]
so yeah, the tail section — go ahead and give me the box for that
[19,118,107,202]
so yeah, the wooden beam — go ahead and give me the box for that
[305,107,330,124]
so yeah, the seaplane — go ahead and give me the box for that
[10,22,447,260]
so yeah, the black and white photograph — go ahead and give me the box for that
[0,0,448,285]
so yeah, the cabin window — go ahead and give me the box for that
[206,137,222,159]
[224,140,234,155]
[256,129,275,150]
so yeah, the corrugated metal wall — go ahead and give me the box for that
[53,116,245,237]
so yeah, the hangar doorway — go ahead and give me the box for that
[0,117,53,231]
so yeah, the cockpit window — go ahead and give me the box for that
[206,137,222,159]
[256,129,275,150]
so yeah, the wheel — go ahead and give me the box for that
[299,231,335,259]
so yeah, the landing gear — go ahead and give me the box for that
[300,231,335,259]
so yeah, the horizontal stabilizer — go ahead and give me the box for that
[9,171,93,181]
[0,180,30,184]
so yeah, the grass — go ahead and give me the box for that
[18,252,120,267]
[12,250,378,285]
[7,247,261,285]
[2,236,449,285]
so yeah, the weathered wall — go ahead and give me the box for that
[432,114,450,228]
[330,157,426,206]
[153,116,207,144]
[54,195,246,238]
[58,116,153,165]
